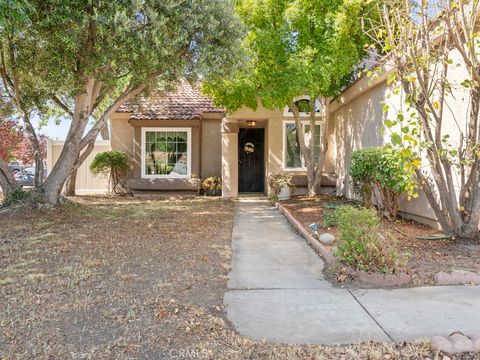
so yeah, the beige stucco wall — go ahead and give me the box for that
[221,127,239,198]
[225,106,282,195]
[47,139,110,194]
[110,116,204,182]
[330,48,471,227]
[201,118,222,178]
[110,115,134,157]
[331,80,441,225]
[333,81,387,196]
[129,119,201,179]
[111,104,337,197]
[221,103,338,196]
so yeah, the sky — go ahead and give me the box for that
[31,116,94,140]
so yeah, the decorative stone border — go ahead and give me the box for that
[276,202,412,287]
[435,270,480,286]
[353,268,411,287]
[431,331,480,353]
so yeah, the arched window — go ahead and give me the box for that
[283,96,321,117]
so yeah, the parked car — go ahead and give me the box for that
[7,162,23,174]
[14,170,35,187]
[24,166,35,175]
[23,166,48,178]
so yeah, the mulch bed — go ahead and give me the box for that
[0,195,476,359]
[282,195,480,287]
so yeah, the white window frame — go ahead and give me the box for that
[282,120,321,171]
[141,127,192,179]
[283,96,322,117]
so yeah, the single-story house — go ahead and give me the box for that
[60,46,468,229]
[110,81,337,197]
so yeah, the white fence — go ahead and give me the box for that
[46,139,110,194]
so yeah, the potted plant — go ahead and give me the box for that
[201,175,222,196]
[268,174,296,201]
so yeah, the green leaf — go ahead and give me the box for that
[391,133,402,146]
[384,119,395,128]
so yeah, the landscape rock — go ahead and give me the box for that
[470,331,480,342]
[449,333,473,353]
[431,336,453,353]
[471,332,480,351]
[318,233,335,244]
[435,270,480,285]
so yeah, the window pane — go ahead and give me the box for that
[144,130,188,176]
[285,124,302,168]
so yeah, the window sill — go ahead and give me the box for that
[283,168,307,172]
[142,175,191,179]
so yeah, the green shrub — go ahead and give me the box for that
[322,206,349,228]
[2,188,33,207]
[322,204,362,228]
[322,210,338,228]
[350,146,416,219]
[90,150,130,194]
[335,206,406,274]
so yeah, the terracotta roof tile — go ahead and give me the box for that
[117,81,224,120]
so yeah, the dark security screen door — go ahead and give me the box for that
[238,128,264,192]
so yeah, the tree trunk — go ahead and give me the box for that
[42,78,99,205]
[63,168,77,197]
[41,63,171,206]
[312,96,330,194]
[306,156,316,196]
[100,120,110,140]
[23,115,45,189]
[0,158,19,198]
[289,101,311,192]
[289,96,330,197]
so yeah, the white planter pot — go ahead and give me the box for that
[277,186,291,200]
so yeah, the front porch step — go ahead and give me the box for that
[237,193,269,201]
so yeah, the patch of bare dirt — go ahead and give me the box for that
[0,196,474,358]
[282,195,480,287]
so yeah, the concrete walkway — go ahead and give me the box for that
[224,199,480,345]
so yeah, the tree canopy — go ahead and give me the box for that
[0,0,243,204]
[204,0,367,111]
[204,0,368,195]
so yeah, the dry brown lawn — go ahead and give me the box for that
[0,196,473,359]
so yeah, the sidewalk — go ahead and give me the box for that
[224,199,480,344]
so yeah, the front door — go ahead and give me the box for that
[238,128,264,193]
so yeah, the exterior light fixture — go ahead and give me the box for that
[246,120,256,127]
